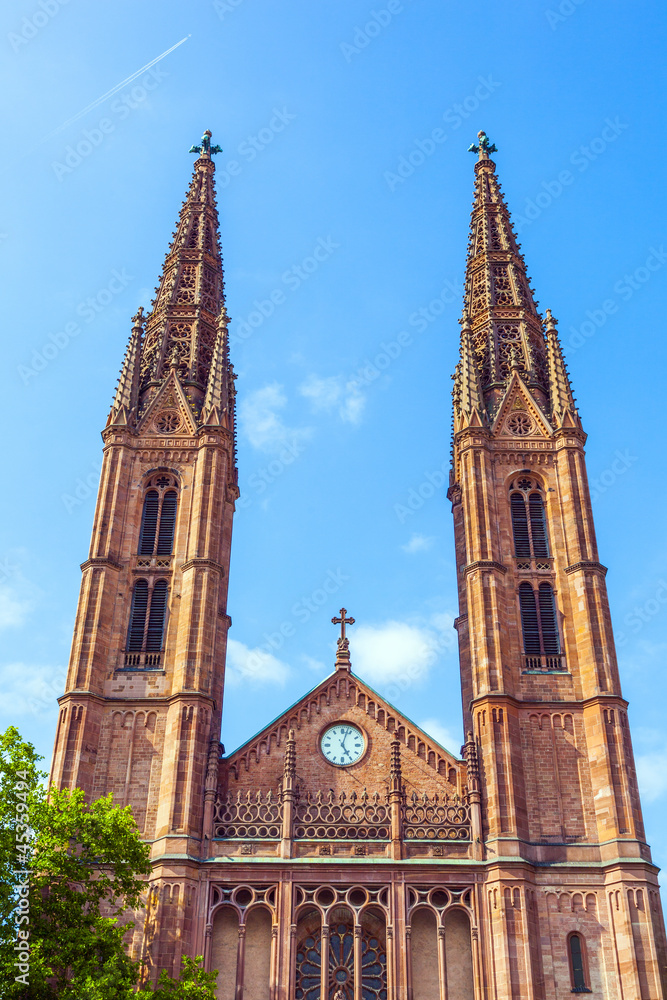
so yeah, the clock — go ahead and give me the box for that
[320,723,365,766]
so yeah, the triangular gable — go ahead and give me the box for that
[223,670,464,790]
[136,369,198,436]
[491,370,553,438]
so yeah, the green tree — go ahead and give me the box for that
[0,726,151,999]
[151,956,218,999]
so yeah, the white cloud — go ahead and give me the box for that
[239,383,311,453]
[351,621,441,685]
[226,639,290,687]
[0,662,67,716]
[299,374,366,425]
[401,534,435,554]
[348,612,456,695]
[0,585,31,629]
[419,718,462,753]
[637,750,667,803]
[301,654,328,673]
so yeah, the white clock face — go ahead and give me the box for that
[320,724,365,766]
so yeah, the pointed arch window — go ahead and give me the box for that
[125,579,169,667]
[519,582,563,669]
[568,934,591,992]
[509,480,550,560]
[138,481,179,557]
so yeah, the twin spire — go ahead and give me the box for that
[108,127,578,444]
[453,131,580,434]
[107,130,235,435]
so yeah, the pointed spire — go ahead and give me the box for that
[460,131,549,417]
[107,307,144,426]
[137,129,226,417]
[545,309,581,429]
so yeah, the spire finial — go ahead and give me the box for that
[332,608,355,672]
[467,130,497,161]
[189,128,223,157]
[131,306,145,328]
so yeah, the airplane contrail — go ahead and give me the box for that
[39,35,191,144]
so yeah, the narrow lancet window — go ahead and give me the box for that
[569,934,590,992]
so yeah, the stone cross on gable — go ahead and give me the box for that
[332,608,355,643]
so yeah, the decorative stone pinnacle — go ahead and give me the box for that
[467,130,498,160]
[131,306,145,328]
[545,308,558,329]
[390,739,402,780]
[284,729,296,779]
[189,128,223,157]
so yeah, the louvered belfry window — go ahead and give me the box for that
[127,580,149,651]
[139,491,159,555]
[145,580,168,651]
[138,483,179,557]
[156,491,178,555]
[519,582,561,657]
[510,481,549,559]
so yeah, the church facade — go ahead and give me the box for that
[49,128,667,999]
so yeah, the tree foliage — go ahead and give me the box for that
[0,727,217,998]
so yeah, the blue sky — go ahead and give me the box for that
[2,0,667,876]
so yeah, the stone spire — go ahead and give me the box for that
[460,131,549,416]
[545,309,581,429]
[107,307,144,426]
[137,130,226,416]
